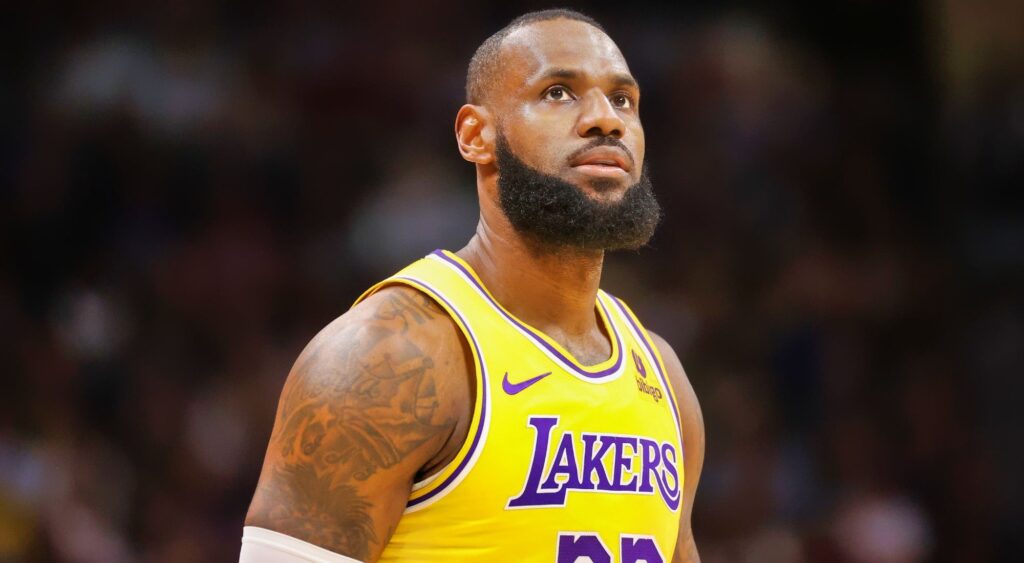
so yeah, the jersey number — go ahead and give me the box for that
[556,533,665,563]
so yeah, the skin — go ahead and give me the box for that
[246,17,704,562]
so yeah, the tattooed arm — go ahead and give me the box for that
[649,332,705,563]
[245,286,473,562]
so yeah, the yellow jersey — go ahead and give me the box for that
[355,250,684,563]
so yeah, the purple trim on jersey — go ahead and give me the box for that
[432,250,624,379]
[392,276,488,509]
[609,296,681,428]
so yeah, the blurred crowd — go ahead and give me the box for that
[2,1,1022,562]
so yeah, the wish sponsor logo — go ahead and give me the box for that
[632,349,647,377]
[507,416,680,511]
[632,349,663,402]
[635,375,663,403]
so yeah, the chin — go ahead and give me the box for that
[573,175,632,200]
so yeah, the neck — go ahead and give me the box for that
[456,213,605,340]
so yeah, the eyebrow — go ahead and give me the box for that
[536,67,639,89]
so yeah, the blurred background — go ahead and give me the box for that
[2,1,1022,561]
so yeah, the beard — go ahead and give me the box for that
[495,132,661,252]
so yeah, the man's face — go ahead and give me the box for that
[487,19,659,250]
[490,19,646,201]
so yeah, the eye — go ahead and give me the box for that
[610,92,634,109]
[543,86,574,102]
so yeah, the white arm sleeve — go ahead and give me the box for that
[240,526,365,563]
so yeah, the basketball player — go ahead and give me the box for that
[241,9,704,563]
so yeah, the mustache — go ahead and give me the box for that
[566,137,636,169]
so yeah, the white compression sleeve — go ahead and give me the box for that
[240,526,365,563]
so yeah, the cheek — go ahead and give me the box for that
[506,108,575,170]
[628,122,646,168]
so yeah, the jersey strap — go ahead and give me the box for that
[353,255,490,511]
[606,295,683,453]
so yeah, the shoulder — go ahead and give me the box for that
[323,284,465,358]
[292,284,471,402]
[279,284,474,440]
[245,284,473,559]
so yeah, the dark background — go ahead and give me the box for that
[2,1,1022,561]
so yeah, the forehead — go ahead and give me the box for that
[499,19,632,85]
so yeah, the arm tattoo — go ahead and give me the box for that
[248,289,457,560]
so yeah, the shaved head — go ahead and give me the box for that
[465,9,606,105]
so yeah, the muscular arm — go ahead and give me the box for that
[245,286,472,562]
[649,332,705,563]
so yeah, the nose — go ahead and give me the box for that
[576,89,625,139]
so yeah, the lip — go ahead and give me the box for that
[572,164,630,178]
[570,147,632,173]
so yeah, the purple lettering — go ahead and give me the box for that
[638,438,660,494]
[508,420,681,510]
[609,436,639,492]
[508,416,567,507]
[657,443,681,510]
[541,432,583,491]
[621,535,665,563]
[557,533,612,563]
[580,434,612,490]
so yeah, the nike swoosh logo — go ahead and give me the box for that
[502,371,552,395]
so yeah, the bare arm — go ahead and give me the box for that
[649,332,705,563]
[245,286,472,562]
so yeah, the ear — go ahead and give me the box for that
[455,104,495,165]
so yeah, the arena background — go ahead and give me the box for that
[2,1,1022,561]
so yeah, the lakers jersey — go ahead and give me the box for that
[354,250,684,562]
